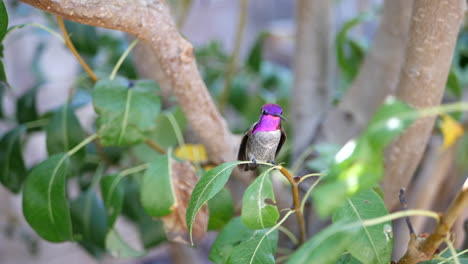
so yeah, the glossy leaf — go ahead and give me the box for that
[46,105,86,158]
[209,217,256,264]
[16,88,39,124]
[93,78,161,146]
[0,127,26,193]
[0,0,7,43]
[141,154,175,217]
[227,228,279,264]
[106,229,145,258]
[101,173,124,229]
[22,153,72,242]
[70,189,108,248]
[333,188,392,264]
[313,98,416,217]
[186,161,241,244]
[241,169,279,229]
[208,188,234,230]
[287,223,358,264]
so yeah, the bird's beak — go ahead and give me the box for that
[278,115,286,121]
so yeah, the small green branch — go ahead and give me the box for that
[120,163,150,177]
[218,0,249,112]
[7,23,65,43]
[444,235,461,264]
[278,225,299,245]
[300,177,322,212]
[110,38,139,80]
[24,118,49,129]
[67,133,98,157]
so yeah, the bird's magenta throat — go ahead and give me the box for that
[253,115,281,134]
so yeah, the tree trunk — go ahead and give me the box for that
[319,0,413,145]
[382,0,466,210]
[291,0,332,159]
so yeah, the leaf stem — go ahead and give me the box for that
[278,225,299,245]
[7,23,65,43]
[145,139,166,154]
[120,163,150,177]
[110,38,139,81]
[277,165,306,245]
[297,173,324,184]
[24,118,49,129]
[57,16,98,83]
[300,177,322,212]
[218,0,249,112]
[444,235,461,264]
[67,133,97,157]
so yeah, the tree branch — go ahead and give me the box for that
[291,0,332,159]
[19,0,237,164]
[319,0,413,145]
[382,0,466,210]
[398,177,468,264]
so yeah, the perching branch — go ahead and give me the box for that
[397,177,468,264]
[19,0,237,164]
[382,0,466,210]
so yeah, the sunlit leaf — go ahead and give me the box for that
[287,223,358,264]
[23,153,73,242]
[209,217,256,264]
[0,127,26,193]
[208,188,234,231]
[241,169,279,229]
[175,144,208,163]
[227,228,279,264]
[440,114,464,149]
[93,78,160,146]
[141,153,175,217]
[333,188,393,264]
[101,173,124,229]
[186,161,241,244]
[105,228,145,258]
[70,189,108,249]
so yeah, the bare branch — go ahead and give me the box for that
[291,0,332,158]
[19,0,237,164]
[382,0,466,210]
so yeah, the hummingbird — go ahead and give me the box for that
[238,103,286,171]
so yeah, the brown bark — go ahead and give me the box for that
[382,0,466,210]
[291,0,332,158]
[319,0,413,145]
[19,0,237,164]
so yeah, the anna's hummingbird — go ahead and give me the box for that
[238,104,286,171]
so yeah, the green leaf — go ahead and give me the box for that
[337,254,363,264]
[446,67,462,98]
[227,228,279,264]
[16,88,39,124]
[105,228,145,258]
[101,173,124,229]
[0,0,8,43]
[241,168,279,229]
[287,223,358,264]
[247,32,267,73]
[63,20,98,56]
[46,105,86,159]
[70,189,108,248]
[0,127,26,193]
[93,78,161,146]
[151,107,187,148]
[22,153,73,242]
[0,59,6,83]
[208,188,234,231]
[186,161,241,244]
[209,217,256,264]
[141,153,176,217]
[313,98,416,217]
[333,188,393,264]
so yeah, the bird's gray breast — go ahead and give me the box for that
[247,130,281,162]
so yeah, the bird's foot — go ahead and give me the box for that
[251,158,257,166]
[268,160,277,165]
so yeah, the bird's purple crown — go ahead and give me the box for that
[262,103,283,116]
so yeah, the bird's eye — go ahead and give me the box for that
[262,110,266,114]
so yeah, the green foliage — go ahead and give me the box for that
[22,154,73,242]
[241,168,279,229]
[105,229,145,258]
[313,98,416,217]
[0,127,26,193]
[141,153,175,217]
[186,161,241,244]
[333,188,392,264]
[0,0,7,84]
[227,228,279,264]
[208,188,234,231]
[93,78,161,146]
[247,32,268,73]
[101,173,124,229]
[16,87,39,125]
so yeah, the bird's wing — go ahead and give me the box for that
[275,126,287,158]
[238,123,256,170]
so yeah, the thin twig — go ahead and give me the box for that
[145,139,166,154]
[218,0,249,112]
[278,165,306,245]
[398,177,468,264]
[57,16,98,82]
[399,188,415,235]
